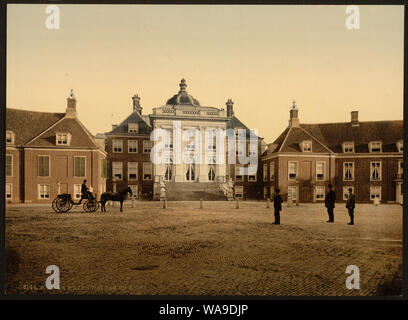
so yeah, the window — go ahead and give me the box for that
[263,186,268,199]
[101,159,107,178]
[112,140,123,153]
[165,162,174,181]
[56,132,71,145]
[288,161,297,180]
[315,186,325,200]
[74,157,85,177]
[112,162,123,180]
[236,149,244,156]
[128,140,138,153]
[369,141,382,153]
[270,162,275,180]
[248,167,257,182]
[370,161,382,181]
[206,133,216,151]
[38,156,50,177]
[316,162,325,181]
[143,162,152,180]
[343,162,354,181]
[128,162,138,180]
[370,186,381,201]
[6,131,15,144]
[235,164,243,181]
[129,185,138,198]
[234,186,243,198]
[343,186,355,201]
[343,142,354,153]
[6,154,12,177]
[128,123,139,133]
[263,163,268,181]
[38,184,50,199]
[165,141,174,150]
[143,140,153,154]
[301,141,312,152]
[288,186,298,201]
[6,183,12,199]
[397,140,403,152]
[74,184,82,200]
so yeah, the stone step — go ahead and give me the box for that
[165,182,228,201]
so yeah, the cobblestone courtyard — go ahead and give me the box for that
[5,201,403,296]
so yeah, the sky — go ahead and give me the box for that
[7,4,404,142]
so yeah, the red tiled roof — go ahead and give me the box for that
[280,126,333,153]
[27,117,98,148]
[301,121,403,153]
[270,127,289,152]
[6,108,65,145]
[268,120,403,154]
[107,111,152,135]
[7,108,100,149]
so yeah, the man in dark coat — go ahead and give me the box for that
[273,188,283,225]
[325,184,336,223]
[346,188,355,225]
[81,179,93,202]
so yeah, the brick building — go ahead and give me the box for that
[261,102,403,203]
[5,92,107,203]
[105,94,154,198]
[225,113,264,200]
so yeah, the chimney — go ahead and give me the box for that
[132,94,142,114]
[351,111,359,126]
[226,99,234,117]
[65,89,77,118]
[112,124,118,130]
[289,100,299,127]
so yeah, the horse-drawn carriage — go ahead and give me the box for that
[52,193,100,213]
[51,187,133,213]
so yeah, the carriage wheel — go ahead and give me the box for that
[52,198,59,213]
[53,197,72,213]
[83,200,99,213]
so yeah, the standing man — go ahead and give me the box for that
[273,188,283,225]
[325,184,336,223]
[346,188,355,225]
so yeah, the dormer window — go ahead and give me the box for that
[128,123,139,133]
[396,140,403,152]
[369,141,382,153]
[56,132,71,145]
[342,141,354,153]
[300,140,312,152]
[6,131,15,144]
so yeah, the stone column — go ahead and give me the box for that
[174,123,184,182]
[198,125,207,182]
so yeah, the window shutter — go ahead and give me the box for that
[6,155,12,176]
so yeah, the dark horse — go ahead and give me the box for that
[100,187,133,212]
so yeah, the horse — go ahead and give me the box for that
[100,187,133,212]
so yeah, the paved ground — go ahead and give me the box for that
[5,201,403,296]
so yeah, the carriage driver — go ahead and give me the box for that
[81,179,94,202]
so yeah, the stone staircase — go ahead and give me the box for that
[165,182,228,201]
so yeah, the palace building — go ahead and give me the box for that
[5,92,107,204]
[6,82,403,204]
[261,102,403,204]
[106,79,263,200]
